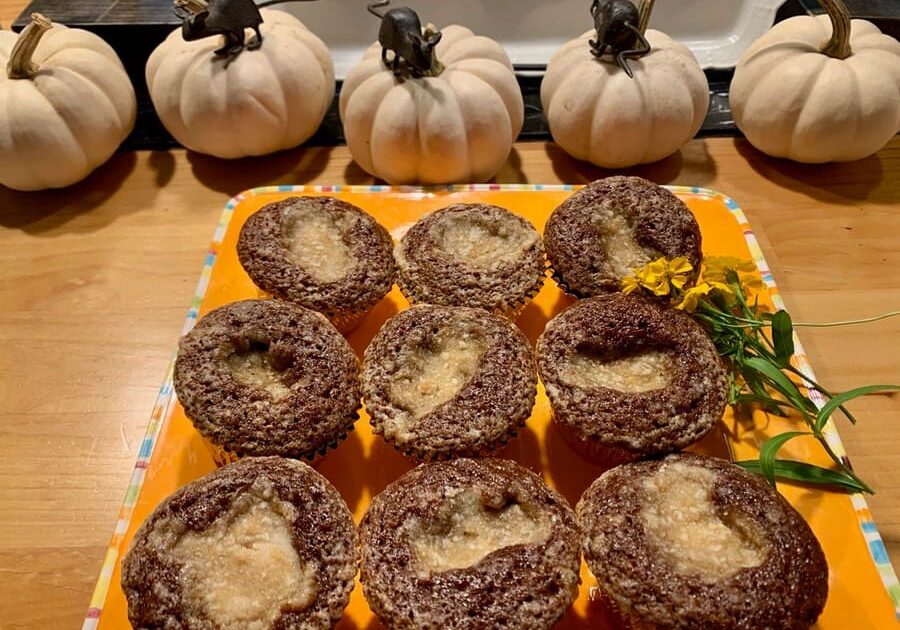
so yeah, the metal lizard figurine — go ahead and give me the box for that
[589,0,651,78]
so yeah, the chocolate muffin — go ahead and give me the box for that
[362,305,537,460]
[122,457,359,630]
[395,203,546,317]
[537,293,727,464]
[174,299,361,463]
[237,196,395,331]
[360,458,581,630]
[577,453,829,629]
[544,176,702,297]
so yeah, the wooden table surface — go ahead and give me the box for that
[2,3,899,628]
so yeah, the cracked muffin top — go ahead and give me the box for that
[174,299,361,460]
[122,456,359,630]
[238,196,396,319]
[360,458,581,630]
[577,453,828,630]
[395,203,546,316]
[362,304,537,460]
[544,176,702,297]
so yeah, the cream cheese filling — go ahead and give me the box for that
[226,349,292,401]
[409,490,551,574]
[387,321,488,437]
[640,462,769,581]
[593,211,654,278]
[435,213,537,269]
[283,208,355,283]
[559,348,673,393]
[151,479,318,630]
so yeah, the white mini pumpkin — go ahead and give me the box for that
[730,0,900,163]
[340,24,524,185]
[542,13,708,169]
[0,13,136,191]
[146,8,334,159]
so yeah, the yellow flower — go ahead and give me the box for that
[700,255,765,297]
[676,278,734,311]
[668,257,693,290]
[667,256,694,274]
[622,257,694,298]
[703,256,756,282]
[621,275,641,294]
[676,283,713,312]
[707,280,733,295]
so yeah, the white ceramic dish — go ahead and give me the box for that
[282,0,786,78]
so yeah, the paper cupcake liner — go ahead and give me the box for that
[326,308,369,335]
[250,288,371,336]
[310,413,361,465]
[547,263,588,300]
[201,438,241,467]
[552,413,640,468]
[502,272,546,321]
[369,396,535,463]
[199,408,361,467]
[397,275,543,321]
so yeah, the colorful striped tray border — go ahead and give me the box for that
[82,184,900,628]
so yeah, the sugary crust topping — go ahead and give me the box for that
[395,204,546,314]
[174,299,361,459]
[122,457,359,630]
[237,196,396,316]
[537,293,728,456]
[544,176,702,297]
[576,453,829,630]
[360,458,581,630]
[362,305,537,460]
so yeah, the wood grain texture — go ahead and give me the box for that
[1,2,899,626]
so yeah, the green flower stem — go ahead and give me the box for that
[794,310,900,328]
[630,258,893,494]
[689,277,883,493]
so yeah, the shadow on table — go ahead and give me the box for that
[185,144,338,195]
[494,146,528,183]
[545,141,719,187]
[344,159,377,185]
[0,150,138,234]
[733,138,893,204]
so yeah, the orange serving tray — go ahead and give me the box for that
[85,185,899,629]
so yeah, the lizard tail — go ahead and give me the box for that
[255,0,320,8]
[367,0,390,18]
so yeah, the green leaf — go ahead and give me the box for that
[771,310,795,368]
[740,369,787,416]
[758,431,811,487]
[743,357,816,416]
[736,459,871,494]
[816,385,900,431]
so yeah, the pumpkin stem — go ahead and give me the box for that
[819,0,852,59]
[638,0,656,35]
[423,23,444,76]
[7,13,53,80]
